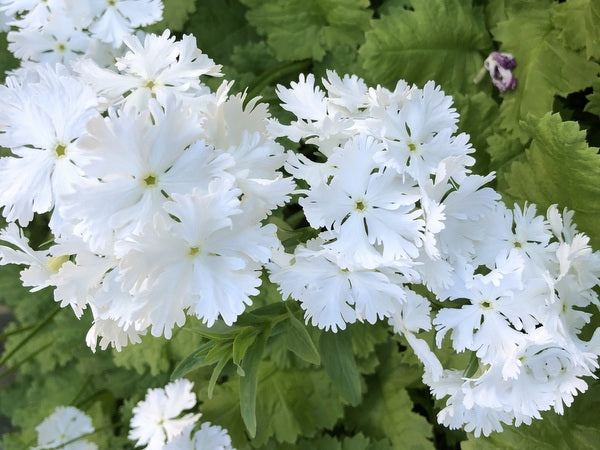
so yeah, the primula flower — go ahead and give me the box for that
[129,379,200,450]
[60,97,232,252]
[116,179,278,337]
[163,422,234,450]
[35,406,97,450]
[84,0,163,47]
[300,134,425,267]
[0,64,100,226]
[8,14,91,64]
[74,30,222,110]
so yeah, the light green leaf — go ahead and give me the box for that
[585,78,600,117]
[551,0,600,60]
[503,113,600,246]
[358,0,492,95]
[485,132,526,176]
[239,0,371,62]
[319,330,363,405]
[491,1,600,140]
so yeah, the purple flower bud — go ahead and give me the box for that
[491,51,517,70]
[480,52,518,93]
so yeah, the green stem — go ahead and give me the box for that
[0,303,61,367]
[245,59,312,104]
[0,323,36,341]
[0,340,54,379]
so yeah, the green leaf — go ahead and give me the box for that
[232,327,258,369]
[346,347,435,449]
[285,312,321,365]
[200,362,346,448]
[461,381,600,450]
[239,325,270,438]
[319,330,362,405]
[0,33,18,81]
[485,132,526,177]
[145,0,196,33]
[358,0,492,95]
[184,0,259,64]
[491,1,600,140]
[240,0,371,62]
[551,0,600,60]
[585,78,600,117]
[503,113,600,247]
[453,92,501,176]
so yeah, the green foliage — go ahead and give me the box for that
[320,330,363,406]
[240,0,371,62]
[503,113,600,246]
[491,0,599,140]
[145,0,196,33]
[0,33,18,81]
[359,0,492,95]
[346,344,435,449]
[2,1,600,449]
[551,0,600,60]
[200,361,347,448]
[185,0,259,65]
[586,78,600,117]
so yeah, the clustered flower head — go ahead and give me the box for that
[129,379,234,450]
[0,29,292,350]
[267,71,600,436]
[0,0,599,439]
[2,0,163,67]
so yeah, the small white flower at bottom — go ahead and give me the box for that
[35,406,97,450]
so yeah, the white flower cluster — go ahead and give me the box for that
[0,31,292,350]
[268,72,600,436]
[0,6,598,436]
[35,406,97,450]
[129,379,234,450]
[1,0,163,66]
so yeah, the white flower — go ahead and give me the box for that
[35,406,97,450]
[300,134,425,267]
[60,97,231,252]
[269,238,413,331]
[86,0,163,47]
[129,379,200,450]
[163,422,234,450]
[0,64,99,225]
[8,14,91,64]
[74,30,221,110]
[116,179,277,337]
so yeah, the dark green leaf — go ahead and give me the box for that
[285,312,321,365]
[319,330,362,405]
[239,325,271,437]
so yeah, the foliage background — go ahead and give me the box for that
[0,0,599,448]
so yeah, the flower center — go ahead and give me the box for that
[188,246,200,257]
[143,174,157,186]
[54,143,67,158]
